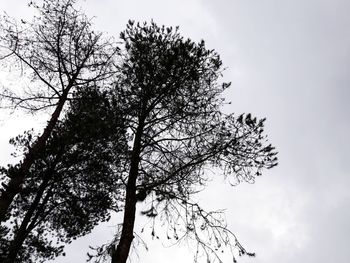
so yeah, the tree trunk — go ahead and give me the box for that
[3,228,27,263]
[4,226,28,263]
[0,91,69,222]
[111,175,137,263]
[111,116,145,263]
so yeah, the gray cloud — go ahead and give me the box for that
[198,1,350,262]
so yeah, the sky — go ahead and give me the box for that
[1,0,350,262]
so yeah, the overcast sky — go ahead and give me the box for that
[1,0,350,262]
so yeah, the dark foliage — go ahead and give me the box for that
[0,88,126,262]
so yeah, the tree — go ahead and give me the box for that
[89,21,278,263]
[0,87,126,263]
[0,0,118,222]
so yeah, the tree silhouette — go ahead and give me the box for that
[0,87,126,263]
[0,1,278,261]
[0,0,118,222]
[88,21,278,263]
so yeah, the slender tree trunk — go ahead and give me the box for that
[0,91,69,222]
[112,116,145,263]
[111,172,137,263]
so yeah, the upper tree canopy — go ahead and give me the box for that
[116,20,276,187]
[0,0,117,111]
[115,20,277,199]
